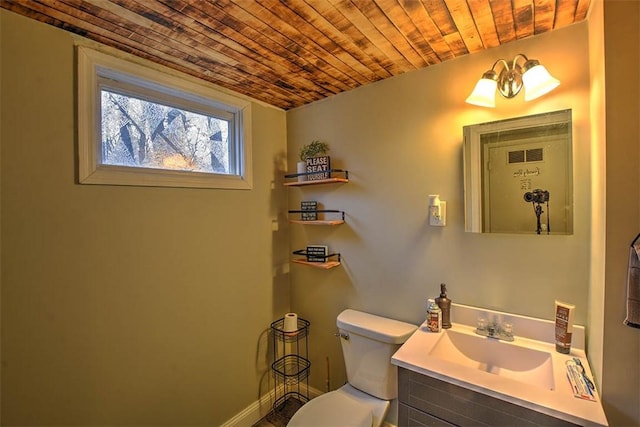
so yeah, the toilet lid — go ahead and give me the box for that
[287,392,373,427]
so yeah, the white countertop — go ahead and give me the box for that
[391,305,608,427]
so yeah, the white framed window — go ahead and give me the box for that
[77,46,252,189]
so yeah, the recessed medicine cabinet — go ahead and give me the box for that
[463,109,573,234]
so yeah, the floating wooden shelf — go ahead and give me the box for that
[289,219,344,225]
[284,177,348,186]
[292,249,341,269]
[288,209,345,225]
[284,169,349,186]
[291,259,341,269]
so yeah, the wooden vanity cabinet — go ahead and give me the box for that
[398,367,579,427]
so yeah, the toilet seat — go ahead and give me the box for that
[287,388,373,427]
[287,384,391,427]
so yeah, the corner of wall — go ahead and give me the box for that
[586,0,606,388]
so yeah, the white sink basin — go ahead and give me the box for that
[429,329,555,390]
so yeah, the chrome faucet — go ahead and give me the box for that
[487,322,498,337]
[475,319,514,342]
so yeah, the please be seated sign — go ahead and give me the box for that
[306,156,330,180]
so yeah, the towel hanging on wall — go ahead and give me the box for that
[624,233,640,329]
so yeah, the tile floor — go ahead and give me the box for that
[252,398,303,427]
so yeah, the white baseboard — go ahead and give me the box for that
[221,385,323,427]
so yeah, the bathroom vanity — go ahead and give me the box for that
[391,304,608,427]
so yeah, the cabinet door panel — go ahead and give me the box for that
[398,368,578,427]
[399,402,456,427]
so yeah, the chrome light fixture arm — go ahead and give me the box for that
[466,53,559,107]
[493,54,532,99]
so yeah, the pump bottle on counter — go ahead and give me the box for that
[435,283,452,329]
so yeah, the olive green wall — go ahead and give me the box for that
[1,10,289,426]
[287,22,593,397]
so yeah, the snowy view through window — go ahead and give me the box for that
[101,89,231,174]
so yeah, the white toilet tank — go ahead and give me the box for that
[337,309,417,400]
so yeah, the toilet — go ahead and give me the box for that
[287,309,417,427]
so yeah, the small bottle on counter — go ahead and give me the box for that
[435,283,452,329]
[427,298,442,333]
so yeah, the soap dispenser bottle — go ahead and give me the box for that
[435,283,452,329]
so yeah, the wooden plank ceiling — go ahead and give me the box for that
[1,0,590,110]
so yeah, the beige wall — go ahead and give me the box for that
[287,23,593,395]
[1,10,289,425]
[602,1,640,425]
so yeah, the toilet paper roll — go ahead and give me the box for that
[283,313,298,332]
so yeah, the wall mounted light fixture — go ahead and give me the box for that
[428,194,446,227]
[466,54,560,108]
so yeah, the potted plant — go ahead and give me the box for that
[297,140,330,181]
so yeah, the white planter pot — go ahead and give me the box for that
[297,161,307,182]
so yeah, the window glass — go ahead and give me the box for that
[77,46,252,189]
[100,89,232,173]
